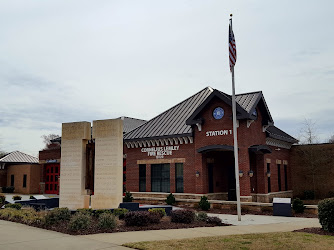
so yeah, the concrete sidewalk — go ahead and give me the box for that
[0,214,321,250]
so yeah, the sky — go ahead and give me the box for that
[0,0,333,157]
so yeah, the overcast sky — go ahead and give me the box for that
[0,0,333,156]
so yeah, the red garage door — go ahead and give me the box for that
[45,164,59,194]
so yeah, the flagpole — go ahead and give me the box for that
[230,14,242,221]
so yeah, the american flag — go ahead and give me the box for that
[229,24,237,71]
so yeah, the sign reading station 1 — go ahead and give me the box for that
[206,130,233,137]
[141,146,180,159]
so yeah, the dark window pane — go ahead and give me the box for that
[151,164,170,193]
[47,175,49,182]
[51,167,53,173]
[55,184,57,190]
[23,174,27,188]
[175,163,184,193]
[50,184,53,190]
[55,175,58,182]
[55,167,59,173]
[51,175,53,182]
[46,184,49,190]
[284,164,288,191]
[10,175,14,186]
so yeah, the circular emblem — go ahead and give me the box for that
[213,107,224,120]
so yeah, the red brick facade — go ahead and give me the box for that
[124,96,291,200]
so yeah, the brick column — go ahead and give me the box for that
[146,164,151,192]
[238,148,251,196]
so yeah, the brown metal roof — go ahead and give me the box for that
[124,87,214,140]
[120,116,147,134]
[0,151,38,164]
[266,126,298,144]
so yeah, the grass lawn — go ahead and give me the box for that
[123,232,334,250]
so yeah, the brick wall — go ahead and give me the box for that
[290,143,334,199]
[124,96,293,197]
[6,164,41,194]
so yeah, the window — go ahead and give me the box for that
[23,174,27,188]
[284,164,288,191]
[151,164,170,192]
[10,175,14,186]
[139,164,146,192]
[175,163,184,193]
[277,164,281,191]
[267,163,271,193]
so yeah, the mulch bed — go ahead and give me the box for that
[294,227,334,236]
[2,216,231,236]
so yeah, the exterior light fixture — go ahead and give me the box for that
[239,170,244,178]
[196,171,200,177]
[266,171,271,178]
[248,170,254,177]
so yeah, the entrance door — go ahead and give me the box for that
[208,164,214,193]
[45,164,59,194]
[228,165,236,201]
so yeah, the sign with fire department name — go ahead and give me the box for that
[141,146,179,159]
[206,130,232,137]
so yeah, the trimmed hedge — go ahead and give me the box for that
[148,208,166,218]
[68,212,92,231]
[318,198,334,232]
[166,193,176,205]
[292,198,305,213]
[4,203,22,210]
[45,208,71,225]
[206,216,223,226]
[171,209,195,224]
[199,196,210,211]
[98,213,117,229]
[112,208,128,219]
[195,212,208,221]
[124,211,161,226]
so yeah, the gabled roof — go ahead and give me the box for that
[124,87,213,141]
[125,87,277,141]
[186,89,248,125]
[120,116,147,134]
[0,151,38,164]
[266,126,298,144]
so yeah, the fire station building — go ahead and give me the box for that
[124,87,298,202]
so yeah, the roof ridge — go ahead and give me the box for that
[236,90,262,96]
[120,116,147,122]
[124,87,214,137]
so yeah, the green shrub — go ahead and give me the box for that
[148,208,166,218]
[292,198,305,213]
[68,212,92,231]
[112,208,128,219]
[2,186,14,193]
[123,191,133,202]
[94,209,112,218]
[98,213,117,229]
[29,195,36,199]
[206,216,223,226]
[304,190,315,200]
[195,211,208,221]
[318,198,334,232]
[199,196,210,211]
[171,209,195,224]
[0,208,18,219]
[77,208,94,216]
[166,193,176,205]
[12,195,22,201]
[45,207,71,225]
[147,212,161,224]
[0,193,6,204]
[125,211,150,226]
[4,203,22,210]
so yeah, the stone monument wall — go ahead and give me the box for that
[59,122,91,209]
[91,119,123,209]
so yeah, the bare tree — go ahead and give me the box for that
[299,119,319,144]
[41,134,60,149]
[328,134,334,143]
